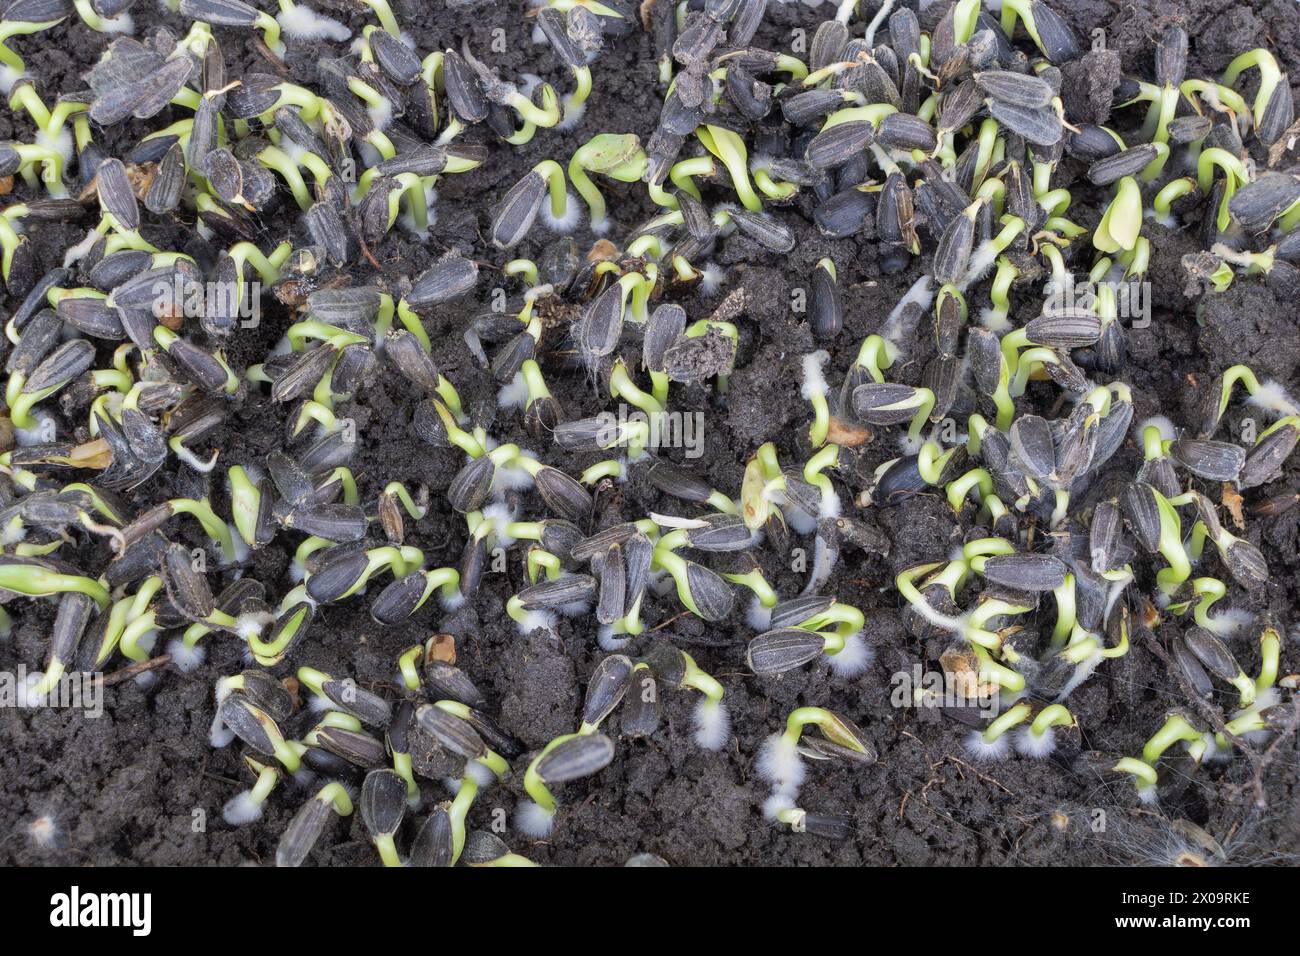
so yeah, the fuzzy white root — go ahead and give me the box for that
[692,698,730,751]
[277,6,351,41]
[825,632,873,677]
[541,193,583,234]
[757,733,806,792]
[515,799,556,837]
[964,729,1011,762]
[166,638,206,673]
[1014,726,1057,758]
[222,790,264,825]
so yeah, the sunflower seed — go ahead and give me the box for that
[415,704,485,760]
[143,142,185,215]
[1171,635,1214,698]
[1120,482,1162,553]
[932,204,976,284]
[1240,422,1299,489]
[1087,144,1160,186]
[682,560,734,621]
[878,112,938,152]
[319,676,390,728]
[809,259,842,339]
[359,769,407,840]
[729,207,796,252]
[1183,626,1242,682]
[988,98,1062,146]
[1229,172,1300,234]
[852,382,924,425]
[1089,500,1124,572]
[24,339,94,394]
[1025,0,1081,63]
[317,727,386,768]
[1025,309,1102,347]
[581,654,633,727]
[975,70,1053,109]
[160,542,214,621]
[979,553,1067,592]
[746,628,825,675]
[404,254,478,309]
[56,295,123,340]
[1223,539,1268,589]
[814,187,874,239]
[282,504,367,543]
[95,158,138,231]
[516,574,597,610]
[1170,439,1245,482]
[447,456,495,514]
[805,121,873,169]
[1257,82,1294,146]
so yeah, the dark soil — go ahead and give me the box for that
[3,0,1300,867]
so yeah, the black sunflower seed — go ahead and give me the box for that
[852,382,924,425]
[682,560,734,621]
[1025,309,1102,347]
[360,769,407,839]
[729,208,795,252]
[979,553,1067,592]
[1170,439,1246,482]
[1183,626,1242,682]
[988,98,1062,146]
[535,733,615,784]
[1087,144,1160,186]
[1240,422,1299,489]
[24,339,94,394]
[160,542,215,620]
[415,704,485,760]
[582,655,633,727]
[809,259,843,339]
[805,121,874,169]
[1223,539,1268,589]
[516,574,596,610]
[594,544,626,626]
[975,70,1053,108]
[1009,414,1056,480]
[747,628,825,675]
[1171,636,1214,699]
[1120,482,1162,553]
[877,112,938,152]
[95,158,138,231]
[405,254,478,309]
[447,456,495,514]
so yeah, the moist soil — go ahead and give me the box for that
[3,0,1300,867]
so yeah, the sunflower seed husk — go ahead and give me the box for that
[979,553,1067,592]
[582,654,633,728]
[988,98,1062,146]
[415,704,485,760]
[516,574,597,610]
[1120,482,1162,553]
[1170,438,1246,482]
[405,254,478,308]
[536,732,615,784]
[747,628,825,674]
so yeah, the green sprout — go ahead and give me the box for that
[1093,176,1143,254]
[1221,48,1287,139]
[696,125,762,212]
[0,562,109,610]
[568,133,648,233]
[1196,148,1249,232]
